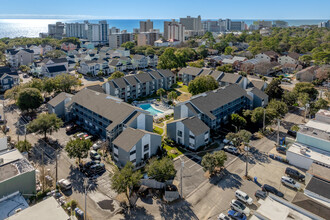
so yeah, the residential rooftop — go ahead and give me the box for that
[298,120,330,142]
[0,192,29,220]
[307,163,330,182]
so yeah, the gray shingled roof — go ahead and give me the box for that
[149,71,163,80]
[189,84,251,120]
[305,177,330,200]
[157,69,174,78]
[112,127,146,152]
[199,69,212,76]
[178,67,203,76]
[250,80,266,90]
[86,85,105,93]
[209,70,223,80]
[124,75,139,86]
[112,77,128,89]
[135,72,153,83]
[66,89,142,131]
[248,87,268,100]
[218,73,242,84]
[48,92,73,107]
[181,117,209,136]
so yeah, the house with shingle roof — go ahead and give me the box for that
[279,52,300,65]
[246,87,268,108]
[5,49,34,67]
[255,51,279,62]
[49,88,161,168]
[167,116,210,150]
[178,67,203,84]
[0,67,20,91]
[32,58,68,77]
[47,92,73,118]
[132,55,148,69]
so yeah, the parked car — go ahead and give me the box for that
[235,190,253,205]
[255,190,267,200]
[86,163,105,177]
[217,213,230,220]
[281,176,300,190]
[90,150,101,160]
[285,167,305,182]
[287,130,297,138]
[276,146,286,154]
[92,143,102,150]
[79,160,100,172]
[227,210,247,220]
[262,184,284,197]
[223,139,233,145]
[230,200,250,216]
[76,132,84,138]
[57,179,72,190]
[224,145,239,155]
[23,74,29,78]
[74,207,84,217]
[66,124,79,134]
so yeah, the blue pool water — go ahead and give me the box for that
[139,104,164,116]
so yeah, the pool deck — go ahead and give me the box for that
[137,103,173,117]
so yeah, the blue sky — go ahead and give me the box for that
[1,0,329,19]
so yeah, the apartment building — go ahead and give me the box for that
[140,20,153,32]
[87,21,109,45]
[65,21,88,38]
[164,19,186,42]
[173,84,253,130]
[59,88,161,167]
[137,32,160,46]
[109,32,134,49]
[5,49,34,67]
[103,69,176,101]
[180,16,202,31]
[255,51,279,62]
[48,22,65,39]
[278,52,300,65]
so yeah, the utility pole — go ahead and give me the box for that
[263,108,266,132]
[245,145,250,177]
[55,150,58,184]
[277,119,280,146]
[42,150,45,192]
[179,157,184,198]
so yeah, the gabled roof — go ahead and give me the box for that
[181,116,209,136]
[109,59,119,66]
[178,67,203,76]
[262,51,279,57]
[132,54,146,60]
[286,52,300,60]
[47,65,67,73]
[218,73,242,84]
[124,75,139,86]
[149,71,163,80]
[135,72,153,83]
[157,69,174,78]
[248,87,268,100]
[0,67,12,74]
[249,80,266,90]
[188,84,251,120]
[48,92,73,107]
[86,85,105,94]
[232,56,247,62]
[112,77,129,89]
[305,176,330,200]
[209,70,223,80]
[199,69,212,76]
[112,127,146,152]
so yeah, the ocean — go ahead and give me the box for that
[0,19,326,39]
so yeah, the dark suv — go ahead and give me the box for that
[262,184,284,197]
[285,167,305,182]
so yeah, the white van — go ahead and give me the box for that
[235,190,253,205]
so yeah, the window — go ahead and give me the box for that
[114,153,118,158]
[177,130,182,137]
[205,138,209,143]
[114,145,118,150]
[131,159,136,163]
[205,131,209,135]
[144,144,149,151]
[130,150,136,155]
[189,135,195,139]
[144,153,149,160]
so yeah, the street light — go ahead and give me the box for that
[244,145,250,177]
[84,178,93,220]
[179,156,184,198]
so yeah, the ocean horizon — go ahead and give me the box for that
[0,18,327,39]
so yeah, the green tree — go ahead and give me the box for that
[108,71,124,81]
[298,93,310,107]
[265,78,284,100]
[282,91,298,106]
[299,55,312,65]
[251,107,276,125]
[201,151,227,175]
[188,75,219,95]
[45,50,66,59]
[145,47,156,56]
[65,138,92,163]
[214,41,229,53]
[157,47,182,69]
[224,46,234,55]
[188,59,204,68]
[230,113,247,130]
[267,99,288,118]
[27,113,63,139]
[156,88,166,100]
[121,41,135,50]
[43,78,56,95]
[19,65,31,73]
[17,88,43,111]
[196,46,208,59]
[110,162,142,206]
[293,82,318,100]
[216,64,234,73]
[54,74,80,93]
[16,140,32,153]
[28,78,44,92]
[225,130,252,147]
[167,91,178,101]
[146,157,176,182]
[60,37,81,45]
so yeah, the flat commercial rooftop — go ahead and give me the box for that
[0,150,34,182]
[0,191,29,220]
[304,120,330,133]
[251,195,322,220]
[288,142,330,167]
[7,197,69,220]
[308,163,330,182]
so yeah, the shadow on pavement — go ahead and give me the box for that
[209,169,243,190]
[159,199,198,220]
[121,206,155,220]
[67,165,98,194]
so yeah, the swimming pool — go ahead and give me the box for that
[139,104,164,116]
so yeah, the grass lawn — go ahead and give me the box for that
[163,144,184,159]
[153,126,164,135]
[177,85,189,93]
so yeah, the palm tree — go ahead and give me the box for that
[156,88,166,101]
